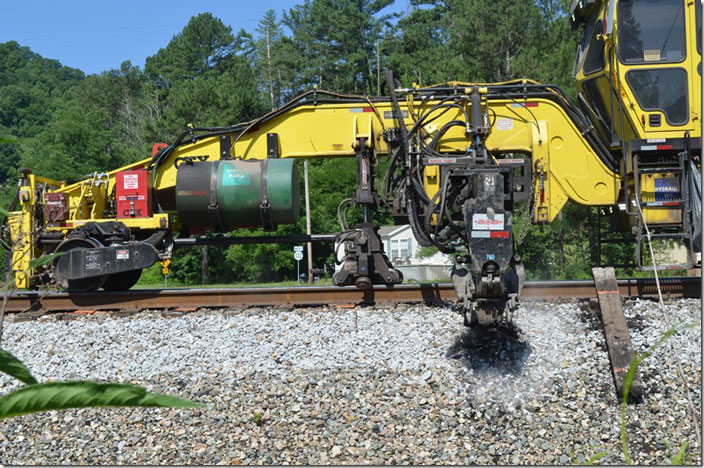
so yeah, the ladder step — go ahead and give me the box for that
[643,232,688,239]
[638,264,691,271]
[640,200,683,207]
[638,167,683,174]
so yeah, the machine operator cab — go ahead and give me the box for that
[571,0,701,148]
[570,0,702,269]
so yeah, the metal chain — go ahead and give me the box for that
[516,164,536,246]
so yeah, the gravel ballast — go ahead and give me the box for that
[0,298,700,465]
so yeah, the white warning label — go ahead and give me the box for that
[123,174,139,190]
[496,118,514,131]
[472,213,505,230]
[116,249,129,260]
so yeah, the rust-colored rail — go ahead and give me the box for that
[3,277,699,313]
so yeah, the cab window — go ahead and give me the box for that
[618,0,686,64]
[584,20,606,74]
[625,68,689,125]
[582,78,613,134]
[574,9,600,76]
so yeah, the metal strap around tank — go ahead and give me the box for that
[259,159,275,230]
[207,161,225,232]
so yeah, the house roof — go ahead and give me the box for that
[378,225,410,237]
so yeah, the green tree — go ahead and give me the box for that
[281,0,393,94]
[450,0,543,82]
[0,41,83,184]
[516,0,580,95]
[224,226,301,283]
[254,10,286,108]
[144,13,238,83]
[20,62,147,182]
[142,13,266,142]
[385,1,461,86]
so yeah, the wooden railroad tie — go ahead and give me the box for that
[592,267,642,403]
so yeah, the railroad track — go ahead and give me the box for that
[3,277,700,313]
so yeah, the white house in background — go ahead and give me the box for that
[377,225,453,282]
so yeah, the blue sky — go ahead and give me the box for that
[0,0,410,75]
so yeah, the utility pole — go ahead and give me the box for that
[376,41,381,96]
[304,159,313,285]
[200,245,208,285]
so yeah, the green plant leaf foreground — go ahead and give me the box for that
[0,137,17,144]
[620,323,696,465]
[670,441,690,465]
[28,251,64,269]
[0,381,203,419]
[585,451,607,465]
[0,349,38,385]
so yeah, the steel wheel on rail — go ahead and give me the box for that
[52,237,108,292]
[102,268,142,291]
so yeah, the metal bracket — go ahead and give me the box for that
[267,133,280,158]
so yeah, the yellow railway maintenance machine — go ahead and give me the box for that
[571,0,702,270]
[3,0,701,326]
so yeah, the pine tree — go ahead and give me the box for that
[254,10,285,109]
[282,0,393,94]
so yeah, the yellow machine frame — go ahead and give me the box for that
[6,0,701,290]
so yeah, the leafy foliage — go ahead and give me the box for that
[669,442,690,465]
[417,245,440,259]
[0,349,37,385]
[0,380,201,420]
[620,322,697,465]
[0,42,84,184]
[281,0,393,95]
[145,13,238,82]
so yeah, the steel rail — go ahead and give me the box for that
[3,277,700,313]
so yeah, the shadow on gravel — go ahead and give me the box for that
[445,324,532,375]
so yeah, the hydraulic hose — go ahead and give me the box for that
[406,187,434,247]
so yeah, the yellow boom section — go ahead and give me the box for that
[9,83,621,289]
[230,93,620,222]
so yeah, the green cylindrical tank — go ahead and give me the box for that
[175,159,299,229]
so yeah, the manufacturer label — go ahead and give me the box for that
[646,138,666,143]
[85,250,101,271]
[116,249,129,260]
[123,174,139,190]
[222,168,251,186]
[496,118,513,131]
[643,49,661,62]
[472,213,505,230]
